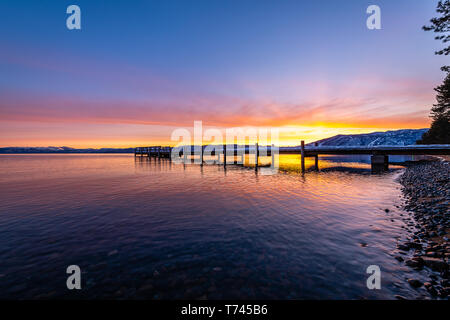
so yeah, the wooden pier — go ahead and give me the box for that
[135,146,172,158]
[290,143,450,171]
[135,142,450,171]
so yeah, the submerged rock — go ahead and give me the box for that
[421,257,448,272]
[407,279,423,288]
[405,257,424,268]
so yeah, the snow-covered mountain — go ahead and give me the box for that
[0,129,430,153]
[308,129,428,147]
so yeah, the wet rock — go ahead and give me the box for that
[397,244,410,251]
[421,257,448,272]
[405,257,424,268]
[425,251,438,258]
[407,279,423,288]
[406,242,422,250]
[397,160,450,298]
[424,284,438,296]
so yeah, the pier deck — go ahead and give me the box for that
[135,143,450,171]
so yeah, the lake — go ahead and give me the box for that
[0,154,429,299]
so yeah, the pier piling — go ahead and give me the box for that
[301,140,305,172]
[223,144,227,166]
[255,143,259,168]
[371,155,389,171]
[200,145,204,165]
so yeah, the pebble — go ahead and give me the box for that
[407,279,423,288]
[422,257,448,272]
[397,160,450,298]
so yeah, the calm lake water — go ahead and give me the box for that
[0,154,430,299]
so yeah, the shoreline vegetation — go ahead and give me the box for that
[397,158,450,299]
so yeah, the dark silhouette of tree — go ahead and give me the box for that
[431,71,450,120]
[417,73,450,143]
[423,0,450,58]
[417,116,450,144]
[417,0,450,144]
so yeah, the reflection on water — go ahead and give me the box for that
[0,154,426,299]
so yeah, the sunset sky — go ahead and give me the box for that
[0,0,448,147]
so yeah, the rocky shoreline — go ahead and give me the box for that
[397,159,449,299]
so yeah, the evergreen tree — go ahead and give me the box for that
[423,0,450,57]
[418,0,450,144]
[431,71,450,121]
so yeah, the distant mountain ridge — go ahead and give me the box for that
[308,129,428,147]
[0,129,429,153]
[0,146,134,153]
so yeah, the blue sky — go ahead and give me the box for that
[0,0,447,146]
